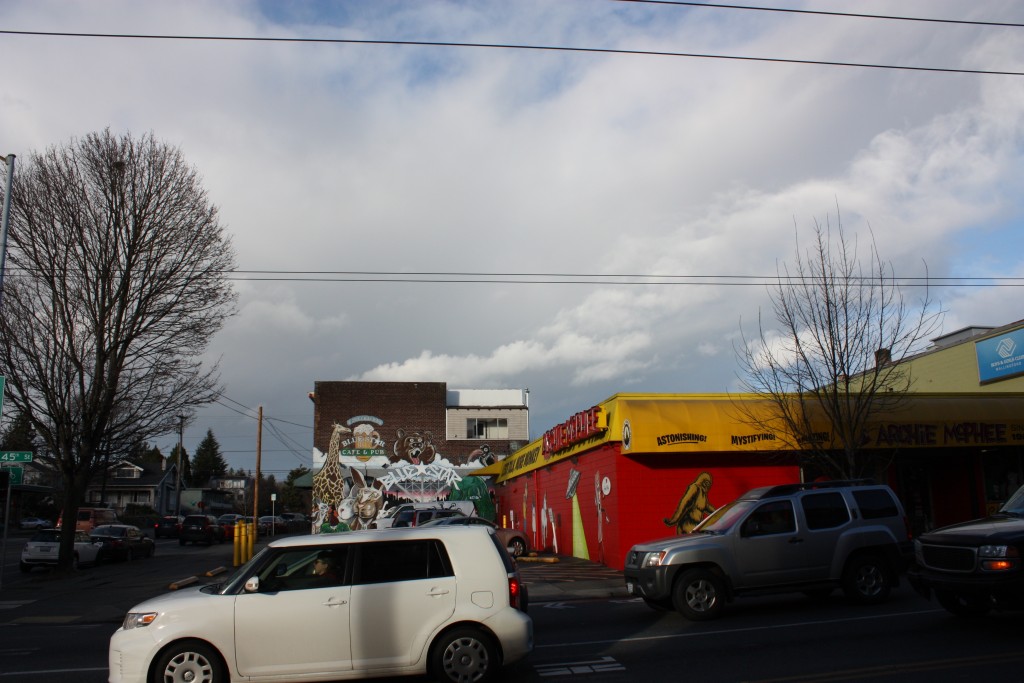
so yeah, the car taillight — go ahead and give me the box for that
[508,576,523,610]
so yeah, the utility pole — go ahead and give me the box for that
[252,406,262,522]
[176,415,185,518]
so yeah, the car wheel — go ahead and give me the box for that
[509,537,527,557]
[430,626,497,683]
[842,554,891,604]
[152,639,225,683]
[936,590,991,617]
[672,568,725,621]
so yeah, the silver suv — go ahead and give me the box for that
[624,480,911,620]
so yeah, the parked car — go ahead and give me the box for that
[152,515,183,539]
[90,524,156,562]
[217,514,242,539]
[258,515,288,536]
[108,525,531,683]
[371,501,476,529]
[19,516,53,530]
[59,506,118,533]
[279,512,310,533]
[908,483,1024,616]
[179,514,226,546]
[20,529,102,571]
[420,515,530,557]
[623,480,911,620]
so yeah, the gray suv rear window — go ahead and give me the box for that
[852,489,899,519]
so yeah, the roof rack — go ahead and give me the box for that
[762,479,876,497]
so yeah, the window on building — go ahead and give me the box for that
[115,467,140,479]
[467,418,508,439]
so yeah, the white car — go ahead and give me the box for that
[20,529,102,571]
[109,525,532,683]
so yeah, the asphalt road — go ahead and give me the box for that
[2,534,1023,682]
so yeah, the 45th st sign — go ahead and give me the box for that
[0,451,33,463]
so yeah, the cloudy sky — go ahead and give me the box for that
[2,0,1022,478]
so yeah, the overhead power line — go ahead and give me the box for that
[613,1,1024,28]
[1,29,1021,77]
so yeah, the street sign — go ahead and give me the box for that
[1,465,23,485]
[0,451,32,462]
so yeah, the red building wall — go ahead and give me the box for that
[493,443,800,570]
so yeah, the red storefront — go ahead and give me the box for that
[481,393,1024,570]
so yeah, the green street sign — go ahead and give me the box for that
[0,451,33,463]
[2,465,23,485]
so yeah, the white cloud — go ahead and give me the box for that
[2,0,1022,473]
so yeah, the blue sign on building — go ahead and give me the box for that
[976,328,1024,384]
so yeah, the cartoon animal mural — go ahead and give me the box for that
[313,423,386,532]
[664,472,715,534]
[312,424,351,532]
[349,468,385,529]
[390,428,438,465]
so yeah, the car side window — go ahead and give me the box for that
[801,492,851,530]
[741,500,796,536]
[852,489,899,519]
[353,540,453,585]
[258,547,350,592]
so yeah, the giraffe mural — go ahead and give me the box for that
[312,423,351,533]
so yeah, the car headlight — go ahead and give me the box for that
[643,551,668,567]
[979,545,1018,571]
[122,612,158,629]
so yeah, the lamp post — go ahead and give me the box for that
[0,154,15,307]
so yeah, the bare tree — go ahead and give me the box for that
[735,213,941,480]
[0,129,237,569]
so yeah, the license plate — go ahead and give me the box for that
[626,581,635,595]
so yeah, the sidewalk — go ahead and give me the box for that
[518,554,629,603]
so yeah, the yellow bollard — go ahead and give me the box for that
[233,522,242,567]
[247,521,255,563]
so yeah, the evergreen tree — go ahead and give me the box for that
[191,429,228,487]
[281,466,310,511]
[1,412,40,452]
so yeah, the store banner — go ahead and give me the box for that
[976,328,1024,384]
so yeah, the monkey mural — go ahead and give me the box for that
[664,472,715,534]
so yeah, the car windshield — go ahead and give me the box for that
[92,526,125,537]
[692,499,756,533]
[999,484,1024,515]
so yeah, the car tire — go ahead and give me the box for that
[672,568,725,621]
[936,590,991,617]
[152,639,225,683]
[430,626,498,683]
[509,537,527,558]
[842,554,891,604]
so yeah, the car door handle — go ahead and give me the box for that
[323,599,348,607]
[426,588,451,597]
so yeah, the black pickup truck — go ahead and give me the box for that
[908,484,1024,616]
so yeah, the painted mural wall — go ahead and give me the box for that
[493,443,799,570]
[311,420,498,533]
